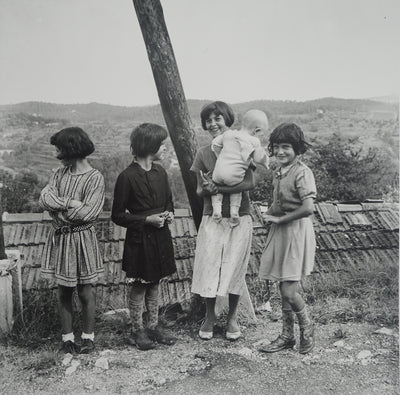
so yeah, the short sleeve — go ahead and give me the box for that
[190,149,206,173]
[295,167,317,201]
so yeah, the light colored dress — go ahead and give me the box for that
[39,166,105,287]
[259,160,316,281]
[190,145,253,297]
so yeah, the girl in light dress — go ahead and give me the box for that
[258,123,316,354]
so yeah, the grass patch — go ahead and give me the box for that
[304,258,399,326]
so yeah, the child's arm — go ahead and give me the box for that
[216,167,255,193]
[111,172,148,229]
[196,167,255,197]
[39,169,74,212]
[62,172,105,223]
[252,147,269,169]
[263,197,314,225]
[211,134,224,157]
[161,169,174,224]
[196,170,218,197]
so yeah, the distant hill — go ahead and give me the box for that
[0,97,397,124]
[0,97,398,211]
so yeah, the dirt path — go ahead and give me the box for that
[1,319,398,394]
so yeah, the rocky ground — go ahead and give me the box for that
[1,310,398,395]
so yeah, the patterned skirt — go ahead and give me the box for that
[259,217,315,282]
[191,215,253,297]
[41,226,104,287]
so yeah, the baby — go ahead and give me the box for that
[211,109,269,226]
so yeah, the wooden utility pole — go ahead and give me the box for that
[0,186,7,259]
[132,0,202,228]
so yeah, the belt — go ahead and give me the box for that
[54,223,94,235]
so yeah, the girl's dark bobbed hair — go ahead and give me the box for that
[268,123,312,156]
[200,101,235,130]
[130,123,168,157]
[51,127,95,160]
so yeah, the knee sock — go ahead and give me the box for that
[281,308,295,339]
[128,283,146,331]
[145,283,159,330]
[295,306,312,329]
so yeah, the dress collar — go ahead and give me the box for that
[129,159,159,173]
[276,159,299,178]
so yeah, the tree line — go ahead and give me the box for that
[0,134,398,214]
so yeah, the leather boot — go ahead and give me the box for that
[258,335,296,353]
[129,329,156,350]
[295,306,315,354]
[146,326,177,345]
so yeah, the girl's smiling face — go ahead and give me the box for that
[205,112,229,138]
[273,142,296,167]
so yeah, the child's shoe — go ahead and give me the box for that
[299,324,315,354]
[258,335,296,353]
[60,340,80,354]
[129,329,156,350]
[146,326,177,345]
[80,339,95,354]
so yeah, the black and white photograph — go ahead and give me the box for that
[0,0,399,393]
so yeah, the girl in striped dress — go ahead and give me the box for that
[39,127,105,354]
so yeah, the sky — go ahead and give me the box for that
[0,0,399,106]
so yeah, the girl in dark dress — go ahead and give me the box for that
[112,123,177,350]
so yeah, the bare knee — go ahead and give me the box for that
[280,282,298,305]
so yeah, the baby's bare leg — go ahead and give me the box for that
[229,193,242,227]
[211,193,223,222]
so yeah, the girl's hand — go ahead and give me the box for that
[161,211,174,224]
[262,214,281,224]
[146,214,165,228]
[200,170,218,194]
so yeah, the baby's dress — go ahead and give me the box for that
[212,129,261,186]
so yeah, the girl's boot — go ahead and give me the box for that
[128,285,156,351]
[145,284,177,345]
[295,306,315,354]
[259,308,295,353]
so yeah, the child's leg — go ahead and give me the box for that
[211,193,223,222]
[200,297,217,333]
[145,283,176,345]
[258,282,296,353]
[58,285,74,335]
[77,284,96,334]
[128,282,155,350]
[58,285,80,353]
[145,283,159,330]
[226,293,241,339]
[280,281,314,354]
[229,193,242,227]
[128,282,146,331]
[77,284,96,353]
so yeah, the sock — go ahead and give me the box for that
[81,332,94,341]
[281,308,295,339]
[62,332,74,343]
[295,306,312,329]
[145,284,159,330]
[129,283,146,331]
